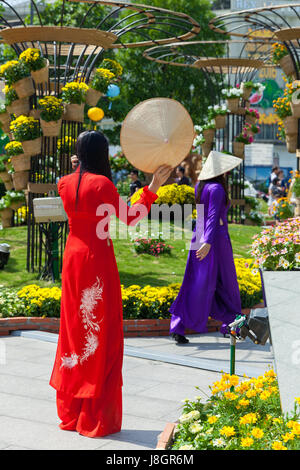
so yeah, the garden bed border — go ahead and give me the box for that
[0,304,264,337]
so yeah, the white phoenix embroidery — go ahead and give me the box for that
[60,277,104,369]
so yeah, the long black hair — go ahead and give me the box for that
[195,174,229,206]
[75,130,113,205]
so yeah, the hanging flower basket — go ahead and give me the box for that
[286,134,297,153]
[12,171,29,191]
[86,88,103,107]
[10,200,25,211]
[31,59,49,85]
[0,208,13,228]
[11,154,31,172]
[0,111,11,133]
[284,116,298,135]
[202,128,215,143]
[21,136,42,157]
[279,55,296,77]
[12,76,35,99]
[7,97,30,117]
[245,114,257,126]
[0,170,10,184]
[214,114,226,129]
[40,118,62,137]
[291,101,300,118]
[201,142,212,158]
[233,141,245,158]
[29,109,40,120]
[63,103,85,122]
[242,87,252,101]
[227,98,240,113]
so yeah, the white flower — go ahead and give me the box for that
[179,444,195,450]
[189,422,203,434]
[212,438,226,448]
[295,252,300,263]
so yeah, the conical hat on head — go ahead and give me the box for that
[198,150,243,181]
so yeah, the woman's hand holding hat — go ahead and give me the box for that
[148,164,173,194]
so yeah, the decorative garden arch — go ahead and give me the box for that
[0,0,200,279]
[144,40,269,223]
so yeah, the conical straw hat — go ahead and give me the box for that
[198,150,243,180]
[120,98,195,173]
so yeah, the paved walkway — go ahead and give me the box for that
[0,331,274,450]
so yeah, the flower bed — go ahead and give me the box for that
[0,258,263,320]
[251,218,300,271]
[171,370,300,450]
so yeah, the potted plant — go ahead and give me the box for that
[291,171,300,216]
[4,84,30,117]
[5,140,31,172]
[272,42,295,77]
[5,190,25,211]
[243,122,260,137]
[0,59,35,99]
[245,107,260,125]
[0,156,13,190]
[221,87,243,113]
[19,47,49,85]
[240,81,254,100]
[208,104,228,129]
[0,104,10,134]
[193,132,211,158]
[9,115,42,157]
[101,59,123,77]
[0,196,13,228]
[289,81,300,118]
[61,81,89,122]
[273,95,297,149]
[38,96,64,137]
[233,132,253,158]
[87,67,115,106]
[202,122,216,143]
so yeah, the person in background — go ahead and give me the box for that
[270,166,280,184]
[277,169,287,194]
[129,169,142,197]
[176,166,191,186]
[71,155,79,171]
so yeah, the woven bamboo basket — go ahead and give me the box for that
[0,208,13,228]
[86,88,103,106]
[0,171,11,183]
[280,55,295,78]
[286,134,297,153]
[214,114,226,129]
[201,142,212,158]
[7,97,30,117]
[227,98,240,113]
[284,116,298,135]
[21,137,42,157]
[233,141,245,159]
[0,111,11,133]
[241,87,252,101]
[11,154,31,172]
[12,76,35,99]
[12,171,29,191]
[40,118,62,137]
[245,114,257,126]
[203,128,215,143]
[63,103,85,122]
[291,101,300,118]
[10,200,25,211]
[29,109,41,120]
[31,59,49,85]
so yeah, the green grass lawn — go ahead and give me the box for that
[0,222,262,289]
